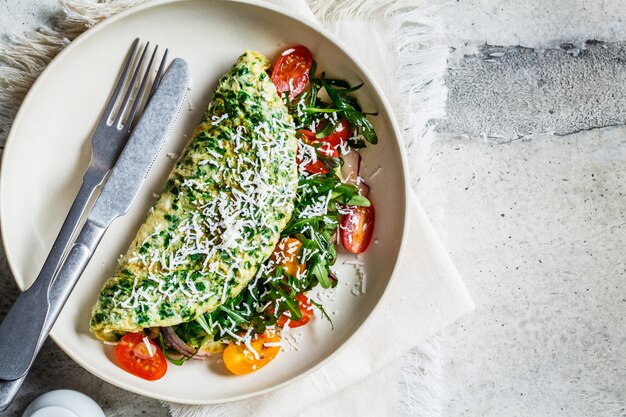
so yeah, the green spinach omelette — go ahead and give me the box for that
[90,51,298,341]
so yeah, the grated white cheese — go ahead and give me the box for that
[281,330,304,352]
[142,336,155,357]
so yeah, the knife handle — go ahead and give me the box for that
[0,220,106,383]
[0,375,23,412]
[0,169,103,381]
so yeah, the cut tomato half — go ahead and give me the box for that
[341,204,375,254]
[115,332,167,381]
[271,237,306,277]
[271,46,313,99]
[276,293,313,328]
[223,330,281,375]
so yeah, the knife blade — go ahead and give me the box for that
[0,57,189,382]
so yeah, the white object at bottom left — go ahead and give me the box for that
[22,390,104,417]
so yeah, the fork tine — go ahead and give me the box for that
[103,38,139,121]
[148,48,169,101]
[114,41,150,128]
[125,45,159,131]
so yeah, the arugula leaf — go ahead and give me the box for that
[309,298,334,330]
[304,107,341,113]
[218,305,248,325]
[314,119,341,138]
[318,78,378,145]
[319,76,351,89]
[310,255,330,288]
[269,282,303,321]
[195,314,212,335]
[345,194,371,207]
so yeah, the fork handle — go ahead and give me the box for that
[44,166,105,285]
[0,168,104,381]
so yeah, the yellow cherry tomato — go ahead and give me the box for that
[223,330,281,375]
[270,237,306,277]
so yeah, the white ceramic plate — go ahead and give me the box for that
[1,0,409,404]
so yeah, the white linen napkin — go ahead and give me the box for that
[169,1,474,416]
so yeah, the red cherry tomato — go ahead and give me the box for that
[276,293,313,328]
[341,205,375,254]
[271,46,313,99]
[300,130,338,158]
[296,155,329,175]
[115,333,167,381]
[298,129,316,141]
[303,160,329,174]
[317,142,338,158]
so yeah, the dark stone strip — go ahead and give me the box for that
[439,40,626,142]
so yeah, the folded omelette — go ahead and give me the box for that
[90,51,298,341]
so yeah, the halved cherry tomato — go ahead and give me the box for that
[115,332,167,381]
[317,119,352,149]
[341,204,375,254]
[300,130,338,158]
[223,329,281,375]
[299,159,329,175]
[298,129,317,141]
[271,237,306,277]
[276,293,313,328]
[271,46,313,99]
[296,132,330,174]
[299,119,352,159]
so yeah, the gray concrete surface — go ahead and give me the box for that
[438,0,626,49]
[0,0,61,36]
[419,130,626,416]
[427,1,626,415]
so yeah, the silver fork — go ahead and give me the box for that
[0,39,168,382]
[49,38,168,284]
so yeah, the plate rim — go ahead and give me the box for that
[0,0,412,404]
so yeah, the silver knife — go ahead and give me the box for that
[0,57,189,383]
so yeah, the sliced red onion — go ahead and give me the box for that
[341,149,370,197]
[191,354,207,361]
[191,349,212,360]
[191,353,211,361]
[191,341,229,360]
[341,149,361,184]
[132,336,156,360]
[161,327,196,358]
